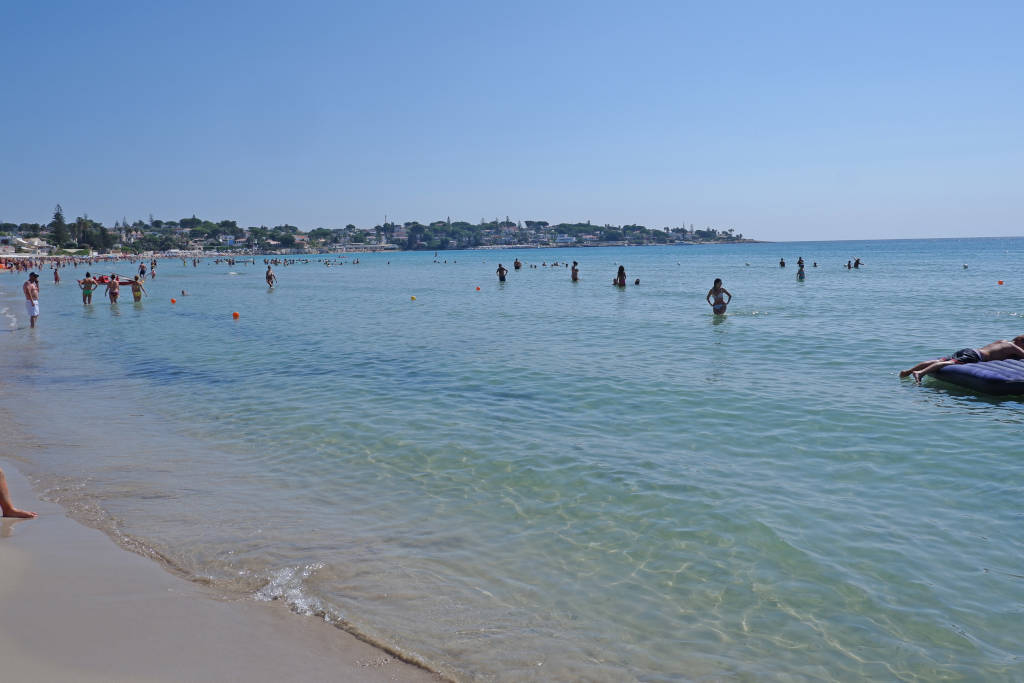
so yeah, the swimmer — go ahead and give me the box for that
[181,290,189,296]
[514,258,522,270]
[130,275,147,302]
[105,273,120,303]
[901,336,1024,383]
[496,263,508,282]
[779,258,786,268]
[634,278,640,285]
[266,265,277,288]
[797,257,804,267]
[613,265,626,287]
[706,278,732,314]
[571,261,579,282]
[797,264,805,280]
[79,272,97,304]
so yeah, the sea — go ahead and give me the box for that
[2,238,1023,681]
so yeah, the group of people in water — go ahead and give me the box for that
[77,272,148,304]
[494,258,737,316]
[75,260,160,304]
[8,256,190,332]
[777,256,862,279]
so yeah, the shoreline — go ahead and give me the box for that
[0,460,443,683]
[0,275,445,682]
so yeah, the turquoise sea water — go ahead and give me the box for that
[2,239,1023,681]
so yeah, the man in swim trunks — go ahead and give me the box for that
[266,266,277,288]
[901,336,1024,383]
[23,272,39,328]
[0,467,37,518]
[496,264,508,282]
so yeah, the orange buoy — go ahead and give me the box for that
[476,286,480,291]
[410,296,416,300]
[170,298,176,304]
[998,281,1004,285]
[232,311,240,319]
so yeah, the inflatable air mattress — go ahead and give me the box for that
[936,359,1024,395]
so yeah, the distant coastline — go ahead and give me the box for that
[2,207,754,256]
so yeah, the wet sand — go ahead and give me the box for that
[0,463,442,683]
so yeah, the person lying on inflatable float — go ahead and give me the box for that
[901,335,1024,384]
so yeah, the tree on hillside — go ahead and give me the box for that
[49,203,70,246]
[180,215,202,230]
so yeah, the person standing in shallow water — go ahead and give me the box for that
[571,261,579,282]
[23,272,40,328]
[105,274,120,303]
[706,278,732,314]
[496,263,508,282]
[613,265,626,287]
[266,265,277,288]
[130,275,148,302]
[79,272,97,304]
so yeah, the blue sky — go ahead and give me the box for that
[2,1,1021,240]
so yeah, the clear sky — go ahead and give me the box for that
[2,1,1022,241]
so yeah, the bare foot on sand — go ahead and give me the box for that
[1,467,38,519]
[2,507,38,519]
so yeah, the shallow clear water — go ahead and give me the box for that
[2,239,1023,681]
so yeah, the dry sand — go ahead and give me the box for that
[0,462,442,683]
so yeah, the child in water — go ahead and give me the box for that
[706,278,732,314]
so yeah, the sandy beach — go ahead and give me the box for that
[0,462,441,683]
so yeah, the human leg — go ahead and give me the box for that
[900,359,943,378]
[911,359,957,384]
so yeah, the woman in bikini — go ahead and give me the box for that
[105,273,120,303]
[706,278,732,315]
[130,275,148,302]
[79,272,97,304]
